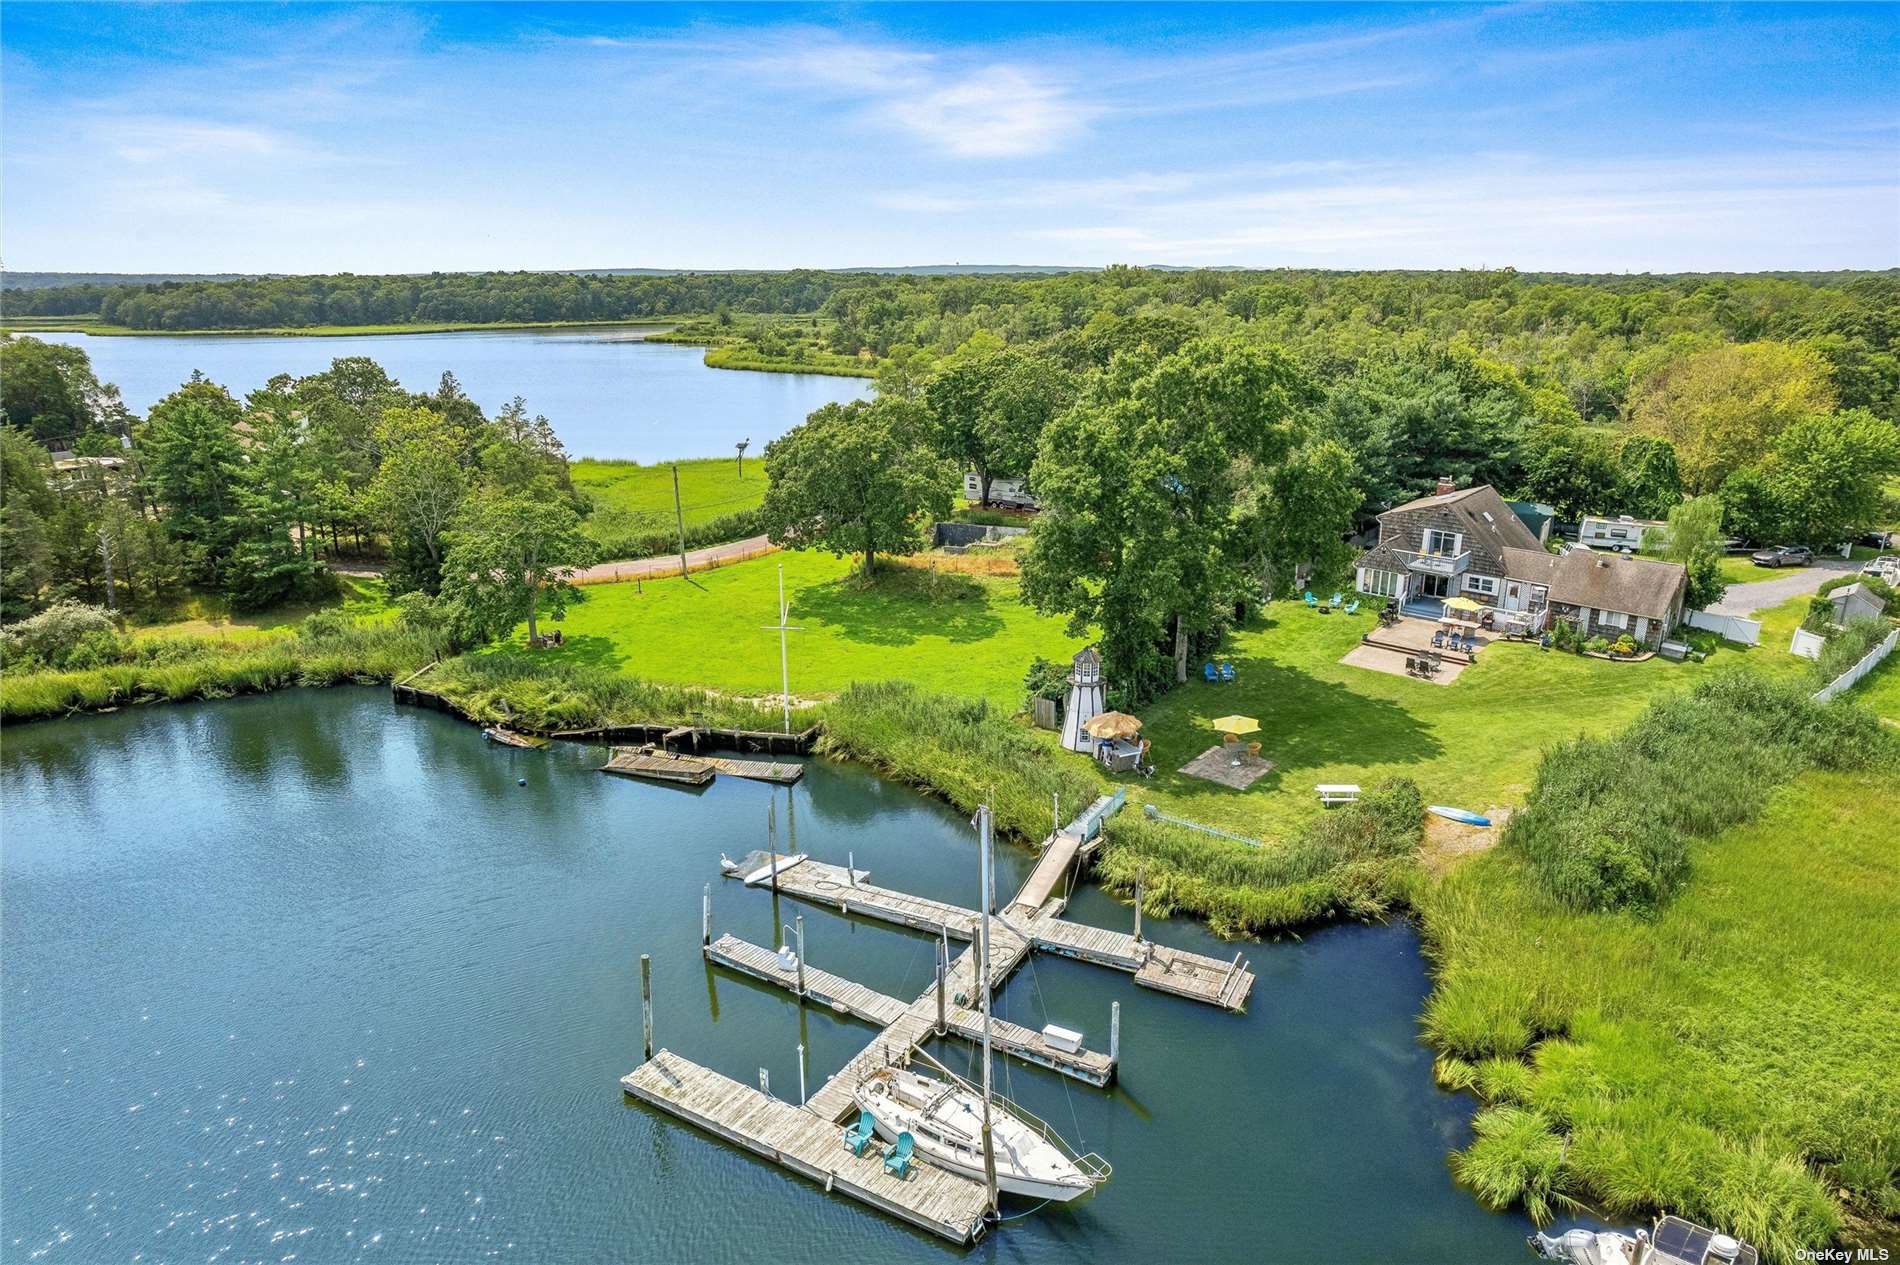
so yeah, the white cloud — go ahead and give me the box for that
[110,120,295,164]
[885,65,1093,159]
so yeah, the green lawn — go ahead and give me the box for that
[1846,642,1900,722]
[512,549,1083,707]
[1097,603,1738,840]
[572,457,765,530]
[130,574,393,640]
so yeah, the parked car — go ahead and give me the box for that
[1751,545,1813,568]
[1855,530,1892,549]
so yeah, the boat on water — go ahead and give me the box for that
[1529,1215,1756,1265]
[854,1064,1109,1203]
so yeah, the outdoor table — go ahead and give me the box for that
[1098,738,1143,772]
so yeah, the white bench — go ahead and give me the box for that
[1315,783,1361,805]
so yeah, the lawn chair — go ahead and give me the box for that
[1330,592,1344,607]
[843,1109,875,1157]
[1220,662,1236,683]
[1431,629,1445,650]
[1343,600,1360,616]
[884,1131,914,1179]
[1462,632,1477,654]
[1303,591,1319,608]
[1203,662,1219,682]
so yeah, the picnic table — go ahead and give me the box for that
[1097,738,1144,772]
[1315,783,1362,805]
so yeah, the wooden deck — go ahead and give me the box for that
[1005,830,1084,916]
[599,749,716,786]
[696,754,805,784]
[751,858,981,940]
[621,1050,989,1245]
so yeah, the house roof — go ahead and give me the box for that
[1831,582,1881,607]
[1502,547,1688,619]
[1505,499,1556,539]
[1379,485,1544,554]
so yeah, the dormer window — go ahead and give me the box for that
[1423,529,1462,556]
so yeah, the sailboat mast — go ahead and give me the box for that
[978,803,999,1215]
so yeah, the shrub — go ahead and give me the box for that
[0,601,119,670]
[1507,672,1894,913]
[1612,634,1637,657]
[584,507,764,560]
[1814,616,1893,686]
[1021,656,1069,710]
[1584,635,1610,656]
[1453,1105,1573,1225]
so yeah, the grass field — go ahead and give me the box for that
[127,574,394,640]
[1421,763,1900,1257]
[1847,649,1900,721]
[572,457,765,532]
[506,549,1084,707]
[1098,602,1803,841]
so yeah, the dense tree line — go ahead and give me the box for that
[0,340,591,639]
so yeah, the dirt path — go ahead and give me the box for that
[564,535,774,585]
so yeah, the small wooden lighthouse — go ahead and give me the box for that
[1060,647,1106,753]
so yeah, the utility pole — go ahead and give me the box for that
[761,564,802,733]
[735,437,750,480]
[672,463,689,578]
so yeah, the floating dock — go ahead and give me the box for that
[621,792,1254,1244]
[599,749,716,786]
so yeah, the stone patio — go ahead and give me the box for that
[1179,743,1277,789]
[1340,643,1467,684]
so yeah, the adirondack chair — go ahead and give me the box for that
[843,1109,875,1157]
[1330,592,1344,607]
[1303,590,1319,607]
[1343,600,1360,615]
[1219,662,1236,683]
[1203,662,1219,682]
[884,1131,914,1178]
[1431,630,1446,649]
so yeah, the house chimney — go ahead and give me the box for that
[1434,475,1457,496]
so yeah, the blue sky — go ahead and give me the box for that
[4,3,1896,273]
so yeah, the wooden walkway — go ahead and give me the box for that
[706,933,1116,1087]
[696,754,804,784]
[621,1051,989,1245]
[757,858,981,940]
[1007,829,1084,916]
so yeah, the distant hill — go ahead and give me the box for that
[1,272,280,290]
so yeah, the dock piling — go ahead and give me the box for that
[797,1042,808,1104]
[794,914,807,998]
[1110,1000,1120,1064]
[641,953,654,1062]
[701,884,711,947]
[1134,863,1144,943]
[848,851,856,886]
[935,934,947,1036]
[759,1067,770,1097]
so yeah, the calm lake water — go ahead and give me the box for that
[1,689,1552,1264]
[36,329,869,462]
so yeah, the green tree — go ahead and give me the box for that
[438,491,593,644]
[1254,440,1364,597]
[366,406,468,594]
[1762,409,1900,548]
[759,398,956,575]
[1718,465,1783,546]
[1655,494,1729,610]
[1629,341,1836,493]
[1516,424,1619,521]
[0,427,57,618]
[225,391,327,610]
[924,346,1074,506]
[1613,435,1683,518]
[0,336,126,441]
[143,396,246,583]
[1022,335,1315,696]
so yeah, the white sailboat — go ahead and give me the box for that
[851,804,1110,1206]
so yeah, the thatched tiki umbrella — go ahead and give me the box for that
[1081,711,1143,740]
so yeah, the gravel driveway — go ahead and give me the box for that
[1707,557,1860,616]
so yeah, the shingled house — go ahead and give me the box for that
[1355,479,1690,647]
[1353,480,1545,612]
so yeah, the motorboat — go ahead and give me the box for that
[853,1063,1109,1203]
[1529,1215,1757,1265]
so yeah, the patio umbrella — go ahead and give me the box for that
[1082,711,1143,740]
[1444,596,1483,613]
[1210,715,1260,737]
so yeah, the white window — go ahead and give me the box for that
[1358,568,1400,598]
[1599,609,1628,630]
[1463,575,1498,596]
[1422,529,1462,556]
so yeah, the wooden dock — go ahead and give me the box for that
[696,754,805,784]
[599,749,716,786]
[621,1050,989,1245]
[705,933,1117,1087]
[625,790,1253,1240]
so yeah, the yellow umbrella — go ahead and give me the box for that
[1210,714,1261,737]
[1082,711,1143,740]
[1444,596,1483,613]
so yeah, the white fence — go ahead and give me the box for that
[1684,608,1762,647]
[1813,627,1900,703]
[1789,627,1826,662]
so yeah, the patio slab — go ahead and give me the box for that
[1340,643,1467,685]
[1179,744,1277,789]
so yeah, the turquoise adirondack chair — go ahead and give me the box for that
[884,1130,914,1178]
[1303,591,1319,608]
[1330,592,1344,607]
[1343,599,1360,616]
[843,1109,875,1157]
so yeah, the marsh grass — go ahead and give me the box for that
[424,653,816,734]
